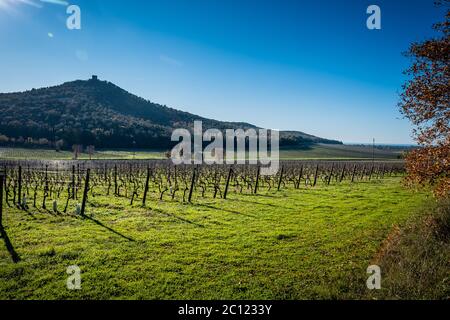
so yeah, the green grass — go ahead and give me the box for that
[0,178,431,299]
[279,144,403,160]
[0,148,166,160]
[367,200,450,300]
[0,144,403,161]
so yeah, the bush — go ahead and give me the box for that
[369,200,450,299]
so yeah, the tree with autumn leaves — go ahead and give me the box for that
[400,4,449,198]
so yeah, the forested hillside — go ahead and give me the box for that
[0,77,342,149]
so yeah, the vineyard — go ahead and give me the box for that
[0,160,405,219]
[2,159,430,299]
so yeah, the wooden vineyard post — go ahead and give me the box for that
[76,164,80,200]
[375,165,381,179]
[174,166,177,185]
[340,165,346,183]
[0,169,4,226]
[327,164,334,185]
[277,166,284,191]
[351,165,357,183]
[254,166,260,194]
[42,165,49,209]
[223,167,233,199]
[297,166,303,189]
[71,165,76,199]
[45,165,49,193]
[17,166,22,207]
[3,166,7,209]
[368,165,374,181]
[167,167,171,186]
[313,165,319,187]
[142,166,151,206]
[360,165,366,180]
[80,169,90,216]
[114,165,118,196]
[188,167,196,203]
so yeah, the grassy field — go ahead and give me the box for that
[280,144,404,160]
[0,147,166,160]
[369,200,450,300]
[0,177,431,299]
[0,144,404,161]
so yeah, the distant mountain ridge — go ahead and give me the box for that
[0,76,342,149]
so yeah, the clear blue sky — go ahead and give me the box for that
[0,0,446,144]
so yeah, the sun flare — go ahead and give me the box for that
[0,0,11,11]
[0,0,42,12]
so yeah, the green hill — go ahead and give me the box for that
[0,76,342,150]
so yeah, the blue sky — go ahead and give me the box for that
[0,0,446,144]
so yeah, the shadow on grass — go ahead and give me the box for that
[0,225,20,263]
[25,206,57,216]
[20,207,38,220]
[227,196,299,211]
[230,197,278,208]
[240,193,279,199]
[152,207,205,228]
[83,215,136,242]
[195,203,256,218]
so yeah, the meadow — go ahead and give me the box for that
[0,175,431,299]
[0,143,405,161]
[0,147,166,160]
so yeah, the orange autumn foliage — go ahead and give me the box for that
[400,6,450,198]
